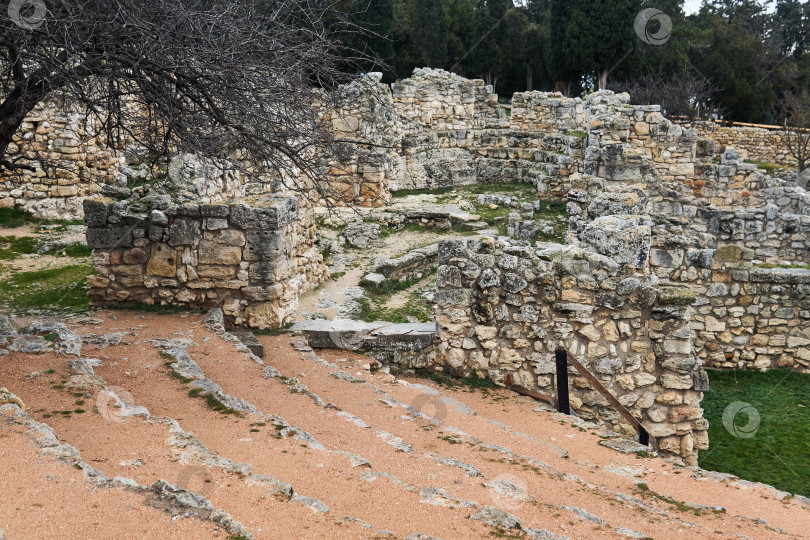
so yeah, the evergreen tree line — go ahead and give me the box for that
[345,0,810,124]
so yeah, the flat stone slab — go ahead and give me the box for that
[290,320,437,352]
[230,331,265,358]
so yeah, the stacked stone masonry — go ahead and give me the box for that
[434,237,709,464]
[0,99,123,220]
[83,196,327,328]
[568,174,810,374]
[650,243,810,372]
[689,120,798,167]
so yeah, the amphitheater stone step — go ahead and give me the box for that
[291,319,437,352]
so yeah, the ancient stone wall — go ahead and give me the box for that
[84,196,327,328]
[317,74,402,207]
[434,237,709,463]
[0,99,123,220]
[648,243,810,373]
[584,92,699,187]
[695,207,810,263]
[392,68,504,133]
[689,121,796,167]
[509,92,585,133]
[569,174,810,376]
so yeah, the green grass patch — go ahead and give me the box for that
[108,302,201,315]
[700,369,810,497]
[356,271,436,323]
[756,262,810,270]
[391,187,454,198]
[0,207,82,229]
[204,394,243,417]
[55,243,93,258]
[744,159,784,173]
[0,264,93,314]
[414,369,499,392]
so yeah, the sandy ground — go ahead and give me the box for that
[0,310,808,539]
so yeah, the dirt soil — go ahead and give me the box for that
[1,310,808,539]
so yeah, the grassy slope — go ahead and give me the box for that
[700,369,810,497]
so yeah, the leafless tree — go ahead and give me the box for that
[0,0,383,199]
[614,69,718,119]
[780,90,810,172]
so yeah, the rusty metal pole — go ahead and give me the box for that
[555,348,570,415]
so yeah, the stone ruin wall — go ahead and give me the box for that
[566,174,810,375]
[649,242,810,373]
[2,69,808,220]
[83,196,327,329]
[689,121,797,167]
[434,237,708,464]
[0,99,123,220]
[392,68,503,133]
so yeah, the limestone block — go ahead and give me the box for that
[146,244,178,278]
[199,240,242,266]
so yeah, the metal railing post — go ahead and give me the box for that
[555,348,570,415]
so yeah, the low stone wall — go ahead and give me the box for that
[0,100,123,220]
[509,91,584,132]
[393,128,582,197]
[392,68,503,133]
[649,244,810,372]
[690,121,796,167]
[696,207,810,263]
[84,196,327,328]
[434,237,709,463]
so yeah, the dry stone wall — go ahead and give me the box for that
[568,174,810,374]
[690,121,797,167]
[434,237,709,464]
[509,92,585,133]
[649,243,810,373]
[0,99,123,220]
[84,196,326,328]
[392,68,503,133]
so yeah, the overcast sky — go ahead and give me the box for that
[683,0,702,14]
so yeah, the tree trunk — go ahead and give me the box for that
[526,63,533,92]
[0,81,48,170]
[598,69,609,90]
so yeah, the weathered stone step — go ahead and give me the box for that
[0,404,223,539]
[290,320,437,352]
